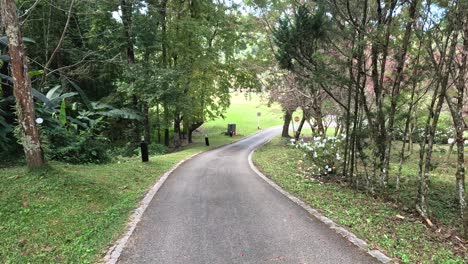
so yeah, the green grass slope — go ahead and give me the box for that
[201,92,283,137]
[252,137,467,264]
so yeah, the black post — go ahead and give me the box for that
[205,135,210,146]
[141,140,149,162]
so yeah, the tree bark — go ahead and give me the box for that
[417,30,458,218]
[188,121,203,144]
[381,0,419,188]
[163,104,170,147]
[121,0,140,143]
[397,63,420,190]
[1,0,45,168]
[143,103,150,143]
[121,0,135,64]
[156,104,161,144]
[173,117,181,148]
[281,109,292,138]
[313,106,325,136]
[445,16,466,232]
[294,116,306,141]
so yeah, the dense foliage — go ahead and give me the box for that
[0,0,263,163]
[250,0,467,238]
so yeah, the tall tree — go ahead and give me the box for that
[1,0,45,168]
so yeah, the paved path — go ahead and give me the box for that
[118,128,378,263]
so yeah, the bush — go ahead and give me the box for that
[148,143,168,155]
[394,113,454,144]
[292,135,345,176]
[42,126,111,164]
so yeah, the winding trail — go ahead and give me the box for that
[118,128,379,263]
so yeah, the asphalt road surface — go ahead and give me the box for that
[118,128,378,264]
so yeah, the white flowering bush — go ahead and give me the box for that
[394,126,454,144]
[292,135,345,176]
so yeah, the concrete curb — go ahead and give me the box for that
[103,129,273,263]
[248,145,394,264]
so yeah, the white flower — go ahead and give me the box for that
[328,167,332,172]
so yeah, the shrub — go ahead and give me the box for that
[395,113,454,144]
[148,143,168,155]
[42,125,110,164]
[292,135,345,176]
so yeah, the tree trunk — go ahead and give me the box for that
[1,0,45,168]
[163,103,170,147]
[397,73,419,191]
[121,0,135,64]
[121,0,140,143]
[350,65,360,187]
[294,116,306,141]
[314,110,325,136]
[164,128,169,147]
[173,117,181,148]
[56,49,68,92]
[445,33,466,235]
[143,103,150,143]
[311,96,325,136]
[188,121,203,144]
[156,104,161,144]
[282,109,292,137]
[417,31,458,218]
[381,0,419,189]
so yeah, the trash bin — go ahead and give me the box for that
[227,124,236,135]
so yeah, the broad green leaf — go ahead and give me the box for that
[59,99,67,125]
[0,36,36,46]
[56,92,78,102]
[32,88,54,109]
[68,79,93,111]
[46,85,62,100]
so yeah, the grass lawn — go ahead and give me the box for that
[199,91,283,137]
[252,137,467,264]
[0,92,282,263]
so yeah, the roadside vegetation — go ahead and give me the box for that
[0,0,466,263]
[256,0,467,244]
[253,137,467,263]
[0,93,281,263]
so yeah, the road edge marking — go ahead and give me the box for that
[247,146,394,264]
[103,152,202,264]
